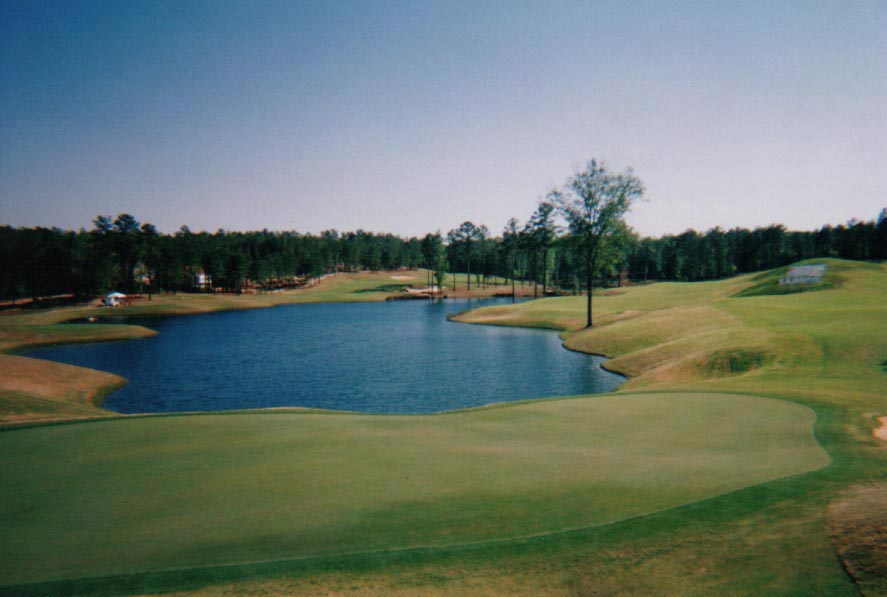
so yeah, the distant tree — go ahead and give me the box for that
[447,221,481,290]
[225,250,251,294]
[0,227,21,303]
[421,232,444,296]
[420,233,436,290]
[434,246,448,298]
[319,229,340,272]
[90,215,117,292]
[527,197,559,297]
[456,222,479,292]
[597,220,633,286]
[519,221,539,298]
[476,224,490,288]
[502,218,521,301]
[555,232,583,294]
[140,223,158,300]
[112,214,141,294]
[876,208,887,260]
[556,160,644,327]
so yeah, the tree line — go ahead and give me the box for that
[0,218,423,304]
[2,161,885,323]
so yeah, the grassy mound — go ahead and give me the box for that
[0,393,827,587]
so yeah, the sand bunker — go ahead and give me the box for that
[874,416,887,441]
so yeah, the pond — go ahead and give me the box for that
[26,298,624,414]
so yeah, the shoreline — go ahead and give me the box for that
[17,297,627,417]
[0,271,543,427]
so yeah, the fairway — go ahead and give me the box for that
[0,393,827,586]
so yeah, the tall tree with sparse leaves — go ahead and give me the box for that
[556,160,644,327]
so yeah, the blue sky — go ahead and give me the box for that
[1,0,885,237]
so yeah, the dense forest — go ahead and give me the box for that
[2,208,884,305]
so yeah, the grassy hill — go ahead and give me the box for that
[454,258,886,409]
[1,259,885,595]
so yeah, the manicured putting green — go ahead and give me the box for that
[0,393,828,586]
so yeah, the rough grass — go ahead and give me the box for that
[0,354,129,426]
[0,393,827,587]
[826,482,887,596]
[703,348,774,376]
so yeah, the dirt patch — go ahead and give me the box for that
[874,416,887,442]
[826,483,887,595]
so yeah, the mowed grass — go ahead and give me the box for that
[445,258,887,593]
[0,393,827,586]
[1,259,884,594]
[454,258,887,411]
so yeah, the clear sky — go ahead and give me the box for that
[1,0,885,238]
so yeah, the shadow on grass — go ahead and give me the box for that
[351,284,411,294]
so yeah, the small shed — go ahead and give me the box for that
[102,292,127,307]
[194,272,213,292]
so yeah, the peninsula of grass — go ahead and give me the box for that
[1,258,885,595]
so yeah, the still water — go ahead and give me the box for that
[26,298,624,414]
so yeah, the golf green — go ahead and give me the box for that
[0,392,828,585]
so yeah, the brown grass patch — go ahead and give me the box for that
[827,483,887,595]
[0,354,123,425]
